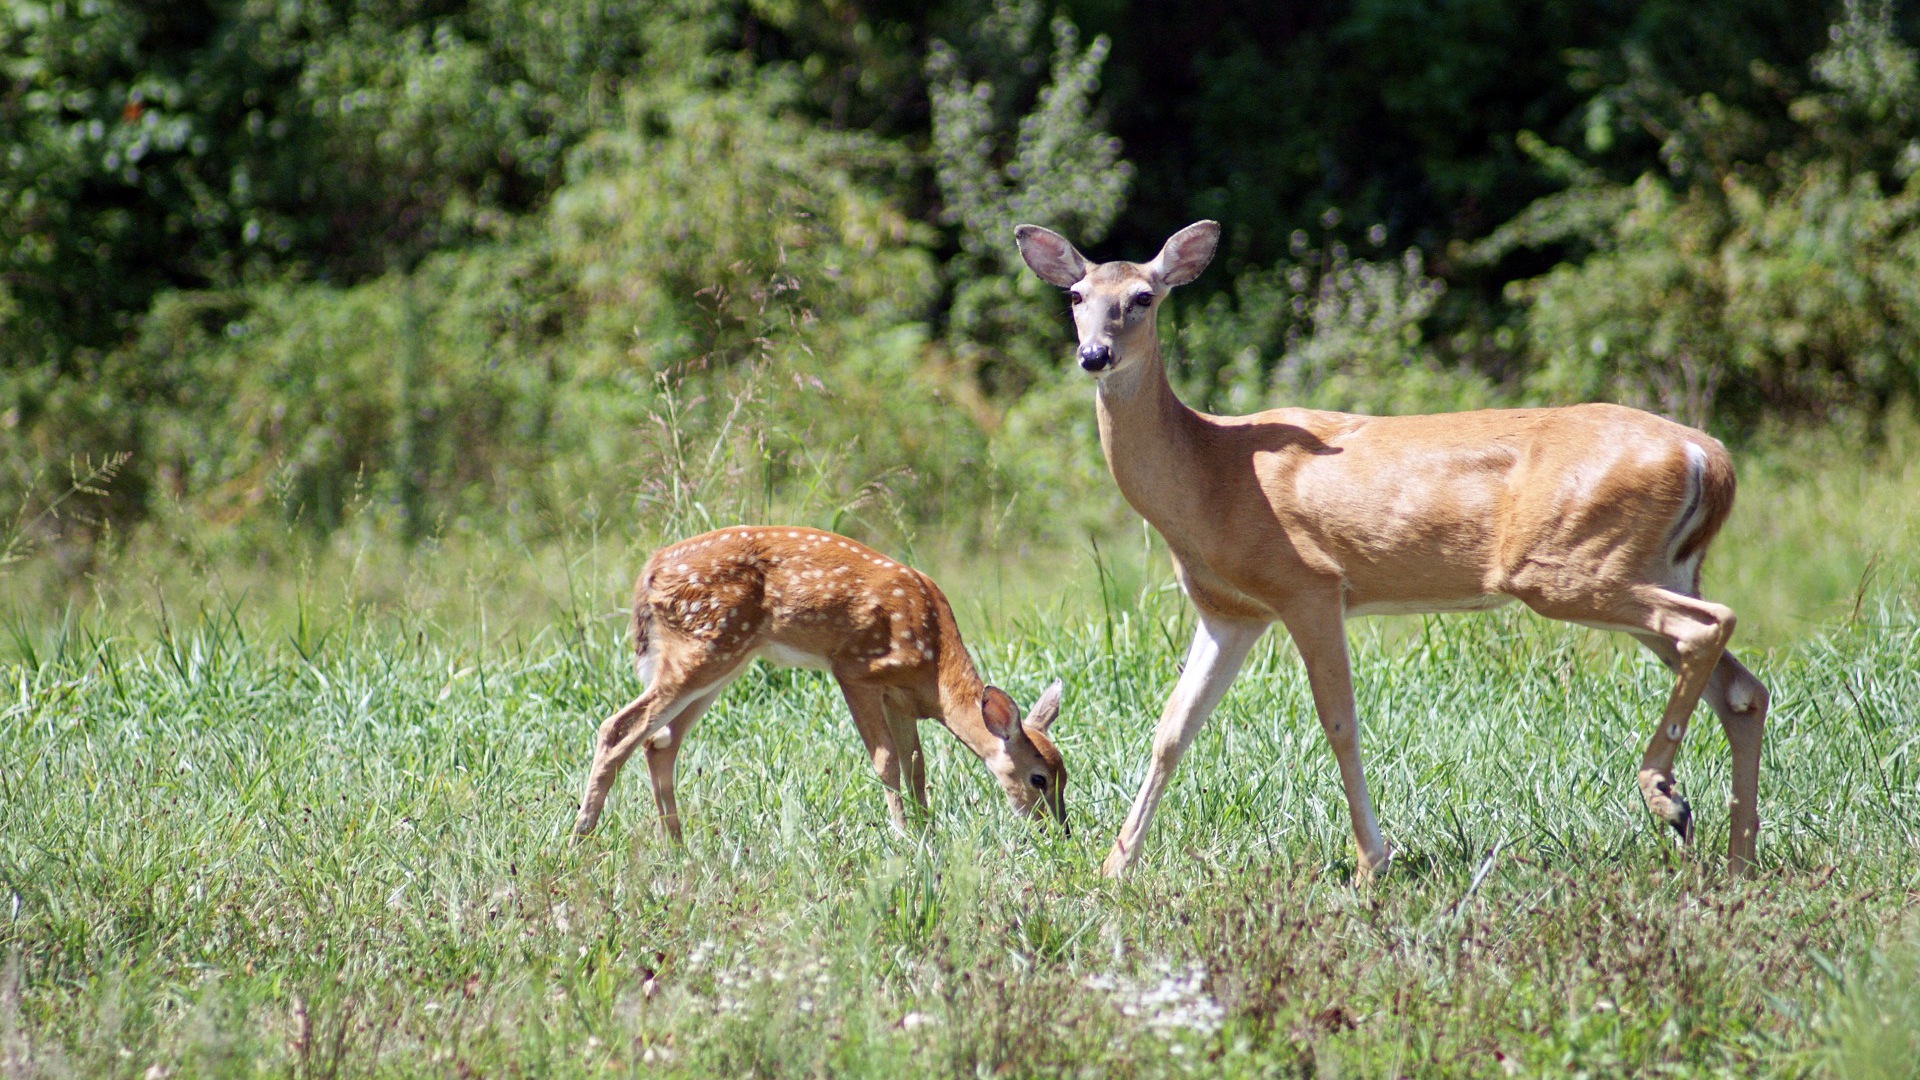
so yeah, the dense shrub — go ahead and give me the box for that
[1170,223,1494,417]
[1478,0,1920,432]
[2,0,1912,574]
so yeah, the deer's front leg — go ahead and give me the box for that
[838,681,911,832]
[1102,614,1266,878]
[884,706,929,815]
[1283,598,1390,877]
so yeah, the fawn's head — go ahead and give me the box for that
[1014,221,1220,379]
[977,679,1068,831]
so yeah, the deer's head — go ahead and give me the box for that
[1015,221,1220,378]
[977,679,1068,831]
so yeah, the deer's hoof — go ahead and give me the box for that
[1639,771,1693,844]
[1356,848,1393,885]
[1668,801,1694,844]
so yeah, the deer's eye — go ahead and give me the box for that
[1131,292,1154,310]
[1029,774,1049,791]
[1069,290,1084,306]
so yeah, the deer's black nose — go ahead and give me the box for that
[1078,344,1112,372]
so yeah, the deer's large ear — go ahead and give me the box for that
[1023,679,1064,734]
[981,686,1022,741]
[1146,220,1221,287]
[1014,225,1089,287]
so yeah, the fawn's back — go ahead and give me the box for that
[635,526,950,688]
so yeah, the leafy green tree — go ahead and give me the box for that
[928,0,1131,398]
[1477,0,1920,431]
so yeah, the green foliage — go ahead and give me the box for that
[551,69,935,372]
[1172,223,1493,416]
[1822,918,1920,1080]
[3,26,1020,557]
[1484,0,1920,431]
[928,0,1133,404]
[2,0,1912,578]
[0,0,658,361]
[928,0,1131,270]
[1084,0,1830,273]
[0,0,315,357]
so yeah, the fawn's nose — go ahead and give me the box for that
[1078,343,1113,372]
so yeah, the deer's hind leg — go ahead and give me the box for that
[1633,636,1769,874]
[576,648,744,835]
[1527,584,1735,847]
[645,685,725,843]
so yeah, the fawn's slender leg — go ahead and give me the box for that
[1102,614,1266,878]
[576,672,712,835]
[1282,594,1390,876]
[645,686,723,844]
[838,681,911,831]
[884,704,929,815]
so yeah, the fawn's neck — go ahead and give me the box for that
[927,601,1003,761]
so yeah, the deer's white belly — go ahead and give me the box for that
[1344,593,1515,618]
[760,641,833,670]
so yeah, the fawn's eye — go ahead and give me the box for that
[1029,774,1049,791]
[1069,290,1084,305]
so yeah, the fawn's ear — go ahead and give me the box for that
[1023,679,1064,734]
[1014,224,1090,288]
[1146,220,1221,287]
[981,686,1022,741]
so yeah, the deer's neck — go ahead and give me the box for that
[929,606,1003,762]
[1094,334,1206,527]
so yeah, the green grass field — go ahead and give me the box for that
[5,542,1918,1077]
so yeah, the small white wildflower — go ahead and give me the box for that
[1088,961,1224,1040]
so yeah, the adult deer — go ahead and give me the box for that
[573,526,1067,840]
[1015,220,1768,878]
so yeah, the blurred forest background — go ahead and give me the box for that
[5,0,1919,603]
